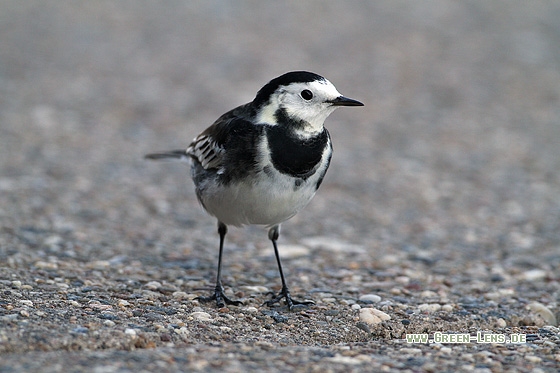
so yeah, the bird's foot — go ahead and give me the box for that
[196,285,242,308]
[264,286,314,311]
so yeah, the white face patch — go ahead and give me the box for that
[255,78,344,134]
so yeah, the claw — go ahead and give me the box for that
[196,285,242,308]
[264,287,314,311]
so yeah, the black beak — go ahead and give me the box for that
[329,96,364,107]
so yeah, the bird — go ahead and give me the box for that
[145,71,363,310]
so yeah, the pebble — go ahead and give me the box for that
[441,304,454,312]
[525,355,542,363]
[276,244,310,258]
[327,354,363,365]
[117,300,131,308]
[359,294,381,303]
[145,281,163,290]
[242,306,259,313]
[300,236,365,253]
[356,322,371,333]
[418,303,442,313]
[420,290,438,298]
[124,328,137,336]
[190,311,213,322]
[172,291,189,300]
[485,288,515,300]
[89,260,111,270]
[19,300,33,307]
[174,326,189,336]
[399,348,422,355]
[34,261,58,270]
[519,269,547,282]
[44,235,63,250]
[440,347,452,354]
[240,286,269,293]
[359,308,391,325]
[527,302,557,326]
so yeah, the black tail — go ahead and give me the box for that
[145,150,189,161]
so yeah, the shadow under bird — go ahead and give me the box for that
[146,71,363,310]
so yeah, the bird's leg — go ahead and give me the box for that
[264,225,314,310]
[196,222,242,307]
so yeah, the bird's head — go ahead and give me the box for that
[253,71,363,135]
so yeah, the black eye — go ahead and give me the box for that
[301,89,313,100]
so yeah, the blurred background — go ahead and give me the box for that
[1,1,559,267]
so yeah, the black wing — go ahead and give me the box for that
[187,104,262,182]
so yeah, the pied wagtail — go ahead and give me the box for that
[146,71,363,310]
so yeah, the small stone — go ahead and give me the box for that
[19,310,30,317]
[519,269,547,282]
[71,326,89,334]
[322,297,337,303]
[440,347,452,354]
[527,302,557,326]
[420,290,437,298]
[103,320,116,327]
[525,355,542,363]
[175,326,189,336]
[89,260,111,269]
[277,244,310,258]
[145,281,162,290]
[356,322,371,333]
[124,328,137,336]
[327,354,363,365]
[351,304,361,310]
[191,311,213,322]
[359,308,391,325]
[359,294,381,303]
[34,261,58,270]
[441,304,454,312]
[11,281,22,288]
[395,276,410,285]
[300,236,365,253]
[325,309,340,316]
[242,306,259,313]
[399,348,422,355]
[497,318,507,328]
[44,235,63,249]
[418,303,442,313]
[262,310,289,323]
[240,286,269,293]
[117,300,131,308]
[172,291,189,300]
[19,300,33,307]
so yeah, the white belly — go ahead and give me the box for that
[200,169,320,227]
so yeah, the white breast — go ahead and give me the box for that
[199,133,331,227]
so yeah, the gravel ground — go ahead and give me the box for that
[1,1,560,372]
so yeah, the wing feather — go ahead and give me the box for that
[186,103,254,171]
